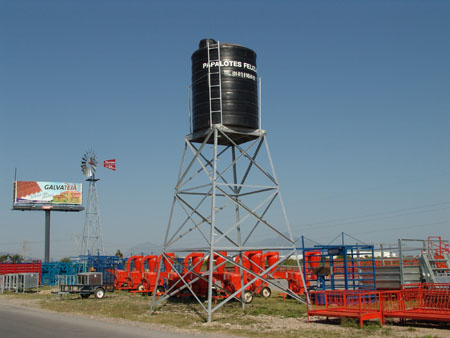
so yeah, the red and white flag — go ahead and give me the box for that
[104,159,116,171]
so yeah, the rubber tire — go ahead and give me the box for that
[181,288,192,301]
[80,294,90,299]
[243,290,253,304]
[260,287,271,298]
[125,278,134,288]
[94,287,105,299]
[156,286,165,294]
[137,284,145,291]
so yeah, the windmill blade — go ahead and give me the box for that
[89,156,98,168]
[81,163,92,177]
[83,167,93,177]
[81,150,97,178]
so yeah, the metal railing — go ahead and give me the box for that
[0,273,39,293]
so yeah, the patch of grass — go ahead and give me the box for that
[339,317,385,334]
[363,321,382,334]
[340,318,360,329]
[1,286,55,299]
[380,327,392,336]
[275,329,362,338]
[241,296,307,318]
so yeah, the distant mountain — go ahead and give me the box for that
[245,233,300,248]
[124,234,303,258]
[124,242,163,256]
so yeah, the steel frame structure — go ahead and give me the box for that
[150,124,307,322]
[80,176,104,256]
[301,243,377,291]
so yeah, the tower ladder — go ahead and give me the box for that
[207,40,223,127]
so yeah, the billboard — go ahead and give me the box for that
[14,181,82,205]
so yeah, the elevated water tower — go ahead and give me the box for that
[150,39,306,322]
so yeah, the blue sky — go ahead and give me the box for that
[1,0,449,260]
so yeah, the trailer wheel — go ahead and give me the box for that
[243,290,253,304]
[81,294,90,299]
[94,287,105,299]
[156,286,165,294]
[137,284,145,291]
[125,278,134,288]
[260,287,271,298]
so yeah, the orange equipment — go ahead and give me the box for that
[113,255,144,290]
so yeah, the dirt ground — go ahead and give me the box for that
[1,294,450,338]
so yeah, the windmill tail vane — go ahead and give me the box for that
[104,159,116,171]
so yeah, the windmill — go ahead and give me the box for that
[81,152,97,178]
[80,151,104,256]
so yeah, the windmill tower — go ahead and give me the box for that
[80,151,104,255]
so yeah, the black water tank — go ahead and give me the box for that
[191,39,258,133]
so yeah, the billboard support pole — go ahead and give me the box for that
[44,210,51,262]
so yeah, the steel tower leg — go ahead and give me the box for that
[232,146,245,309]
[207,128,218,322]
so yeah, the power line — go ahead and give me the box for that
[302,169,450,204]
[299,201,450,227]
[353,220,450,236]
[299,220,449,248]
[0,238,74,245]
[297,203,450,230]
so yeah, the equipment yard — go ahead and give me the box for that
[2,2,449,337]
[1,288,449,338]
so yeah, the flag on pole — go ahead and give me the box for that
[104,159,116,171]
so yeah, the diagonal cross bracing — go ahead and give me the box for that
[150,125,307,322]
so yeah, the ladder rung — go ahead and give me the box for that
[210,110,222,113]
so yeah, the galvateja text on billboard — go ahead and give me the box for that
[43,184,78,191]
